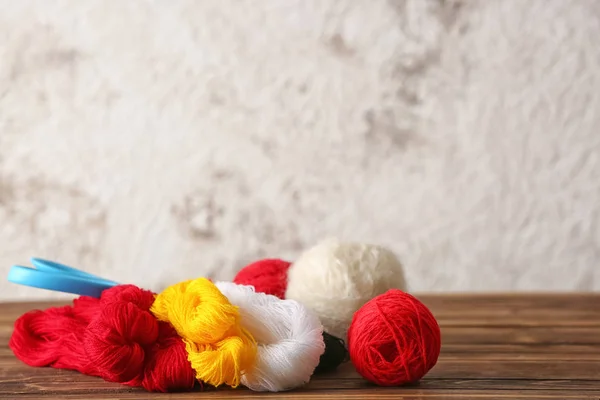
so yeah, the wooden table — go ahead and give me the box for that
[1,294,599,399]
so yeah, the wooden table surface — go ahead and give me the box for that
[1,294,599,399]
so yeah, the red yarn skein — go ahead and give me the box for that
[347,289,441,386]
[84,294,160,384]
[9,284,196,393]
[9,305,97,375]
[233,258,291,299]
[142,322,196,392]
[72,296,102,323]
[84,284,196,392]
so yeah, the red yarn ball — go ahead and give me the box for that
[347,289,441,386]
[233,258,291,299]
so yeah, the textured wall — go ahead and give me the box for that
[1,0,599,300]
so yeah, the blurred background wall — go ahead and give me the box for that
[1,0,599,300]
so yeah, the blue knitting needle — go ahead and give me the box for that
[7,258,119,298]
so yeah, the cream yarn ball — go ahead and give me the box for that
[285,238,407,341]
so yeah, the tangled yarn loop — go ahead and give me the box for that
[150,278,257,388]
[10,285,196,393]
[215,282,325,392]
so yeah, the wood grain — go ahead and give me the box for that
[1,294,599,399]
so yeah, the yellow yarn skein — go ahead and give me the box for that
[150,278,257,388]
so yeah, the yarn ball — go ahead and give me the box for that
[150,277,257,388]
[233,259,291,299]
[285,238,407,340]
[314,332,348,374]
[215,281,325,392]
[347,289,441,386]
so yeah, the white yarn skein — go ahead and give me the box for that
[214,281,325,392]
[285,238,407,341]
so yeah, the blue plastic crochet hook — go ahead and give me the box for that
[7,258,119,298]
